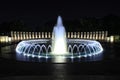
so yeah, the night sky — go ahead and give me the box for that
[0,0,120,26]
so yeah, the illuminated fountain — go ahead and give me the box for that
[16,16,103,60]
[52,16,68,55]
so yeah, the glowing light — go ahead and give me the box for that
[52,16,68,55]
[8,37,11,42]
[78,56,81,58]
[71,32,73,38]
[74,32,76,38]
[32,55,35,58]
[23,53,27,56]
[107,37,110,42]
[27,54,30,57]
[45,56,49,59]
[90,32,92,39]
[15,16,104,61]
[71,56,74,59]
[84,32,86,39]
[45,32,47,38]
[88,54,92,56]
[37,56,40,58]
[87,32,89,39]
[39,32,41,38]
[42,32,44,38]
[0,36,9,42]
[53,56,66,63]
[16,39,103,58]
[110,36,114,43]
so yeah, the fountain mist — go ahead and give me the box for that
[52,16,68,55]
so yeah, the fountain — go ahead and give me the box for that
[16,16,103,60]
[52,16,68,55]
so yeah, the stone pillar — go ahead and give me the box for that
[32,32,34,39]
[96,31,98,40]
[42,32,44,38]
[93,32,95,40]
[101,31,104,40]
[74,32,76,38]
[110,36,114,43]
[90,32,92,39]
[38,32,41,38]
[84,32,86,39]
[71,32,73,38]
[23,32,25,40]
[87,32,89,39]
[45,32,47,38]
[68,32,70,38]
[98,31,101,40]
[17,32,20,41]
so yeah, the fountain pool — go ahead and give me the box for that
[16,16,103,61]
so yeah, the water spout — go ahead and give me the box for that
[57,16,63,26]
[52,16,68,55]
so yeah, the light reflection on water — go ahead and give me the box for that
[0,44,16,59]
[0,43,120,80]
[52,64,67,80]
[52,56,67,63]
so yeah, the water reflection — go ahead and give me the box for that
[52,56,67,63]
[0,45,16,59]
[52,64,67,80]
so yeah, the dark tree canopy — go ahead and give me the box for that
[0,14,120,35]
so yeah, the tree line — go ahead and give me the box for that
[0,14,120,35]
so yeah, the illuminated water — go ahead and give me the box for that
[0,42,120,80]
[15,16,103,61]
[52,16,68,55]
[0,42,119,62]
[0,18,119,79]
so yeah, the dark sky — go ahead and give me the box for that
[0,0,120,26]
